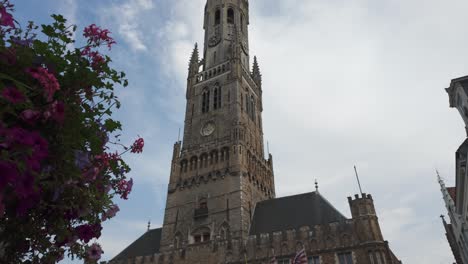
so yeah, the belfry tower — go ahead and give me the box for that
[160,0,274,252]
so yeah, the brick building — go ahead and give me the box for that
[110,1,401,263]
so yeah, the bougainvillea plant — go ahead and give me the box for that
[0,1,144,263]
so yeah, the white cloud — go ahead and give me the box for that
[102,0,155,52]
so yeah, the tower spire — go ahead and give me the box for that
[252,56,262,87]
[188,43,199,77]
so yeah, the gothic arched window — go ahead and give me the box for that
[213,86,222,110]
[227,8,234,24]
[215,9,221,25]
[202,89,210,113]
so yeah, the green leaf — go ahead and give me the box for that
[104,119,122,132]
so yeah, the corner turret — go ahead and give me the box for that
[348,193,384,242]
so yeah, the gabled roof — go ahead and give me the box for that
[111,228,162,262]
[249,192,347,235]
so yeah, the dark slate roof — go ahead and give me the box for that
[111,228,162,261]
[249,192,347,235]
[457,138,468,154]
[451,75,468,95]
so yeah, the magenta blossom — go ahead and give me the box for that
[87,243,103,261]
[75,224,102,243]
[117,178,133,200]
[20,109,41,125]
[0,5,14,28]
[50,101,65,124]
[26,67,60,102]
[130,138,144,154]
[2,86,25,104]
[83,24,116,49]
[102,204,119,221]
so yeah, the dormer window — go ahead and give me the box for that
[215,9,221,25]
[227,8,234,24]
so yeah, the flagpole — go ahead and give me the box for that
[354,165,363,196]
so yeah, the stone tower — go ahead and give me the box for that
[160,0,275,252]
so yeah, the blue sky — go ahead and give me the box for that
[12,0,468,263]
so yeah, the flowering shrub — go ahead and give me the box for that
[0,1,144,263]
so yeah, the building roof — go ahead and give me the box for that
[447,187,457,202]
[111,228,162,262]
[455,76,468,97]
[457,138,468,154]
[249,192,347,235]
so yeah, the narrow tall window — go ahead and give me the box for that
[202,90,210,113]
[215,9,221,25]
[213,87,222,110]
[227,8,234,24]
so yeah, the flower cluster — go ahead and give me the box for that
[131,137,144,153]
[83,24,116,49]
[102,204,119,221]
[0,1,14,28]
[75,224,102,243]
[26,67,60,102]
[117,179,133,200]
[1,86,24,104]
[0,4,143,264]
[87,243,103,261]
[0,127,48,216]
[81,47,106,71]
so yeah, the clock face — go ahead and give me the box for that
[201,122,216,136]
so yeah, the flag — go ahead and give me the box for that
[292,248,308,264]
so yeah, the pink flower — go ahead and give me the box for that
[26,67,60,102]
[83,166,100,182]
[117,178,133,200]
[102,204,119,221]
[0,5,14,28]
[87,243,103,261]
[30,131,48,160]
[2,86,25,104]
[75,224,102,243]
[83,24,116,49]
[130,138,144,154]
[50,101,65,124]
[21,109,41,125]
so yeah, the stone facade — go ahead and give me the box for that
[441,75,468,264]
[110,1,402,263]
